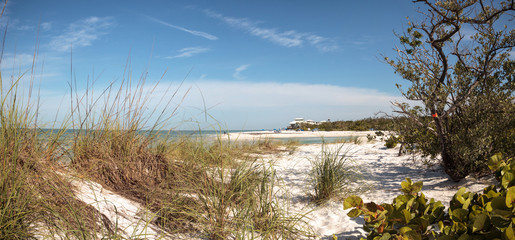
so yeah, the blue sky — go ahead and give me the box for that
[1,0,421,130]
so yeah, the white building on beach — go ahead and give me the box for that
[287,117,322,129]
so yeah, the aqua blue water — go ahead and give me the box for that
[268,136,355,144]
[39,129,351,145]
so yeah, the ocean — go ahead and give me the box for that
[39,129,354,145]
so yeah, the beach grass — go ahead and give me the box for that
[0,72,121,239]
[310,143,357,204]
[60,64,313,238]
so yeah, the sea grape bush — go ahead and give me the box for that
[344,153,515,240]
[384,136,399,149]
[344,178,445,239]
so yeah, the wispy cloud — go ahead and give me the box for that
[0,53,35,70]
[143,15,218,40]
[233,64,250,80]
[153,80,403,129]
[41,22,52,31]
[49,16,115,52]
[204,10,339,52]
[188,81,400,108]
[165,47,210,59]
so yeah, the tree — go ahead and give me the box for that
[387,0,515,181]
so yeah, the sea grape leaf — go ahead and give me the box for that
[503,172,514,189]
[347,208,362,218]
[365,202,378,212]
[378,233,391,240]
[472,213,488,233]
[451,208,468,222]
[402,209,412,223]
[401,178,413,193]
[412,181,423,193]
[506,186,515,208]
[505,226,514,240]
[344,195,363,209]
[488,153,503,171]
[491,196,508,210]
[399,226,412,234]
[462,197,472,210]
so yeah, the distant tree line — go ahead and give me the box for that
[300,117,401,131]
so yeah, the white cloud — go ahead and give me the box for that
[187,81,400,108]
[31,79,402,130]
[170,80,402,129]
[232,64,250,80]
[204,10,339,52]
[41,22,52,31]
[0,53,35,70]
[143,15,218,40]
[49,16,115,52]
[17,25,32,31]
[165,47,210,59]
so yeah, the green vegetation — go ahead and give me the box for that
[302,117,399,131]
[386,0,515,181]
[345,153,515,240]
[0,72,310,239]
[384,136,399,149]
[64,72,310,238]
[0,75,117,239]
[310,143,357,204]
[0,25,307,239]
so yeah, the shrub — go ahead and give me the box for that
[344,153,515,239]
[384,136,399,148]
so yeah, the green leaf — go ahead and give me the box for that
[462,197,472,210]
[506,186,515,208]
[347,208,362,218]
[379,233,391,240]
[451,208,468,222]
[401,178,412,190]
[399,226,412,234]
[412,181,423,192]
[472,213,488,233]
[503,172,514,189]
[491,196,508,210]
[402,209,412,223]
[505,226,514,240]
[488,153,503,171]
[344,196,363,209]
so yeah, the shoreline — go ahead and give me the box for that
[226,130,378,141]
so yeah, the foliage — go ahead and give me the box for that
[387,0,515,181]
[302,117,399,131]
[344,178,445,239]
[384,136,399,149]
[345,154,515,240]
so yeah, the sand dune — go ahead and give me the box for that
[73,135,494,239]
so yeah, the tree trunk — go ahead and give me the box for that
[440,145,468,182]
[434,116,468,182]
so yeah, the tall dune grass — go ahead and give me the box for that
[65,66,312,238]
[310,143,358,204]
[0,73,117,239]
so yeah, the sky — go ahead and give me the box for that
[1,0,422,130]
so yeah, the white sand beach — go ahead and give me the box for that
[227,130,376,140]
[73,131,494,239]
